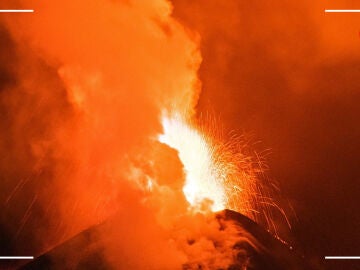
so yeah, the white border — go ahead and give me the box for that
[0,10,34,13]
[0,256,34,260]
[325,9,360,13]
[325,256,360,260]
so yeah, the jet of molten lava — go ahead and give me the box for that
[159,113,289,236]
[159,114,226,212]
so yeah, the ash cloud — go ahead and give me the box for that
[0,0,203,268]
[171,0,360,267]
[0,1,265,268]
[2,0,358,269]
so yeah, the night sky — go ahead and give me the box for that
[173,1,360,269]
[0,1,359,270]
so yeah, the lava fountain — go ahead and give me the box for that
[158,112,287,235]
[0,0,315,269]
[159,114,226,212]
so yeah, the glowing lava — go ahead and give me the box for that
[158,113,287,235]
[159,114,226,212]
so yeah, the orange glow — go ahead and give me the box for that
[159,114,226,212]
[158,112,288,234]
[0,1,297,267]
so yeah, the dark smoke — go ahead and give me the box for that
[172,1,360,269]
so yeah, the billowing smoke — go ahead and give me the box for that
[0,0,263,269]
[172,0,360,264]
[1,0,199,262]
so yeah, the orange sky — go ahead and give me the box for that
[172,1,360,269]
[0,1,359,269]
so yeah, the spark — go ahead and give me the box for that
[15,194,38,239]
[159,114,226,212]
[5,177,29,205]
[158,112,289,234]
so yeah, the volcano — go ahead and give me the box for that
[19,209,318,270]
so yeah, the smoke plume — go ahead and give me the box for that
[0,0,204,266]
